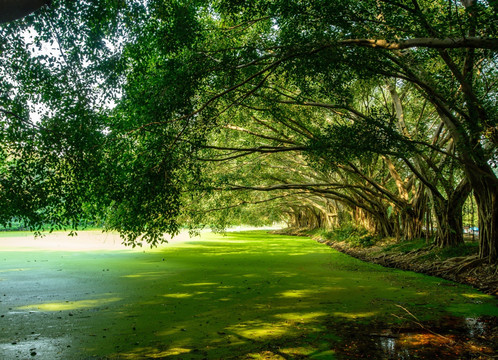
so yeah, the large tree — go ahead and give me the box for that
[171,0,498,259]
[1,0,497,260]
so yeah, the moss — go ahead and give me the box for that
[383,238,429,254]
[316,226,380,248]
[420,242,479,261]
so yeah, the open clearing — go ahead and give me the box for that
[0,230,497,359]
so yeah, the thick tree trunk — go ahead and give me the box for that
[433,198,465,247]
[287,206,327,229]
[471,177,498,262]
[325,201,340,229]
[464,165,498,263]
[432,179,471,247]
[375,214,395,238]
[399,190,426,241]
[353,206,394,237]
[400,213,424,240]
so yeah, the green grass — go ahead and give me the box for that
[420,242,479,261]
[381,237,479,260]
[0,231,496,359]
[314,226,380,248]
[383,238,429,253]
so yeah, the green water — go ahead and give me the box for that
[0,231,496,359]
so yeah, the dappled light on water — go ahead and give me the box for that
[278,289,316,298]
[116,346,192,359]
[18,297,122,311]
[332,311,377,319]
[162,292,207,298]
[274,312,328,321]
[228,320,291,339]
[461,293,493,300]
[181,282,219,287]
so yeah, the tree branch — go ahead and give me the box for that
[223,123,297,145]
[200,144,307,153]
[337,37,498,50]
[198,193,295,214]
[0,108,46,131]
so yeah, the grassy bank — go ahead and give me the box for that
[309,226,480,260]
[299,227,497,296]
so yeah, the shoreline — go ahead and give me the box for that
[316,238,498,297]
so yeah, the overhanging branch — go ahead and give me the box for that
[338,37,498,50]
[201,145,307,153]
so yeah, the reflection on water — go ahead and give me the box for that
[465,317,486,337]
[0,335,72,359]
[332,315,497,359]
[378,337,396,357]
[378,337,413,360]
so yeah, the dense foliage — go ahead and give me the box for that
[0,0,497,260]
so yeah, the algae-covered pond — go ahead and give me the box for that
[0,230,496,359]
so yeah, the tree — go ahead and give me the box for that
[1,0,497,261]
[178,0,498,259]
[0,1,137,234]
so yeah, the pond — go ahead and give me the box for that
[0,230,496,359]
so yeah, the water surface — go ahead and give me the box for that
[0,230,496,359]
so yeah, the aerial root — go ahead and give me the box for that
[432,255,486,275]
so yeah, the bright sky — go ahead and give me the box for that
[20,27,122,124]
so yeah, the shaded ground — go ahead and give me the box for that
[0,230,497,359]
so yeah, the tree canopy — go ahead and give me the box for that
[1,0,497,260]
